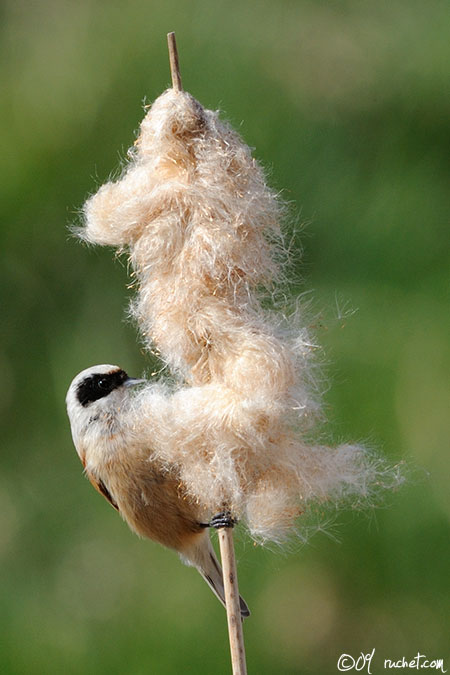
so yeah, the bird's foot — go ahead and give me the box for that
[208,510,237,529]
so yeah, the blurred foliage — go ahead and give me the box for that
[1,0,449,673]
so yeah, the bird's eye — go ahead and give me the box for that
[98,378,109,390]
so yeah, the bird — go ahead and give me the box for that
[66,364,250,618]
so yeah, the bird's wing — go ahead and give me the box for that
[85,469,119,511]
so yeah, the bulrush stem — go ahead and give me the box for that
[218,528,248,675]
[167,32,183,92]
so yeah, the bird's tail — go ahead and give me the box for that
[181,534,250,619]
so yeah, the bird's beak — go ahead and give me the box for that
[124,377,146,387]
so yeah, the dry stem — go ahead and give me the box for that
[218,528,248,675]
[167,32,183,92]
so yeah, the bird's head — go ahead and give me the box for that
[66,364,145,461]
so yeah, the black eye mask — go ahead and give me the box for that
[76,369,129,407]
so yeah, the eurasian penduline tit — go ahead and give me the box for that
[66,364,250,618]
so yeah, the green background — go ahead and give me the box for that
[1,1,449,673]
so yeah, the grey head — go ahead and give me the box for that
[66,364,145,444]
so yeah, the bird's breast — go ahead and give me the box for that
[93,452,206,553]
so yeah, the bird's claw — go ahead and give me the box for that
[208,510,237,529]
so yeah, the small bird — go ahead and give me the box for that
[66,364,250,618]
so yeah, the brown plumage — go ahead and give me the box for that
[66,364,250,618]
